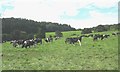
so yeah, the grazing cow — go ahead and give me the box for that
[88,34,93,37]
[65,36,82,46]
[93,34,103,41]
[71,34,77,36]
[112,33,116,36]
[2,41,6,43]
[10,40,24,47]
[45,36,53,43]
[103,34,110,39]
[93,34,110,41]
[35,38,42,44]
[10,40,18,47]
[17,40,24,47]
[54,37,60,40]
[93,34,99,41]
[81,35,88,37]
[22,39,36,48]
[117,32,120,35]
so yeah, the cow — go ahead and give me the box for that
[45,35,53,43]
[81,35,88,37]
[88,34,93,37]
[93,34,103,41]
[112,33,116,36]
[2,41,7,43]
[71,34,77,36]
[93,34,110,41]
[17,40,25,47]
[10,40,18,47]
[65,36,82,46]
[22,39,36,48]
[35,38,42,44]
[54,36,60,40]
[117,32,120,35]
[103,34,110,39]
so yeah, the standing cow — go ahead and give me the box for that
[65,36,82,46]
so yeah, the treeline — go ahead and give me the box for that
[2,17,76,34]
[81,24,120,34]
[2,17,75,41]
[2,17,119,41]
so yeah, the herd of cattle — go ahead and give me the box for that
[1,32,120,48]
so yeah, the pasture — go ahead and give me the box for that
[2,31,118,70]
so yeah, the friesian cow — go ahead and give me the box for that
[93,34,110,41]
[22,39,36,48]
[45,36,53,43]
[65,36,82,46]
[35,38,42,44]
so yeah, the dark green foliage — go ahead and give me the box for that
[27,34,34,39]
[2,17,75,40]
[109,24,119,31]
[93,24,118,32]
[36,28,46,38]
[94,25,107,32]
[55,30,63,37]
[19,31,28,40]
[118,23,120,31]
[11,30,27,40]
[76,28,82,31]
[81,28,92,34]
[11,30,21,40]
[2,34,12,41]
[45,23,76,32]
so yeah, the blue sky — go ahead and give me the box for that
[0,0,119,29]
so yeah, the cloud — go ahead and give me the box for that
[91,0,118,8]
[0,0,14,16]
[1,0,119,28]
[61,10,118,29]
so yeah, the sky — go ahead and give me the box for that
[0,0,119,29]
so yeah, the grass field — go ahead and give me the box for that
[2,31,119,70]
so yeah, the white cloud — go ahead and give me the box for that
[61,10,118,29]
[1,0,119,28]
[92,0,119,8]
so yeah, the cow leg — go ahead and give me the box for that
[29,45,30,48]
[22,45,24,48]
[78,40,81,46]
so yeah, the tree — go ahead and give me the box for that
[2,34,12,41]
[81,28,92,34]
[19,31,28,40]
[94,25,107,32]
[28,34,34,39]
[36,28,46,38]
[11,30,21,40]
[55,30,63,37]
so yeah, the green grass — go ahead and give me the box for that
[2,31,118,70]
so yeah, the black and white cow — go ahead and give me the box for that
[117,32,120,35]
[65,36,82,46]
[35,38,42,44]
[93,34,110,41]
[45,36,53,43]
[103,34,110,39]
[112,33,116,36]
[54,37,60,40]
[22,39,36,48]
[10,40,18,47]
[93,34,103,41]
[88,34,93,37]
